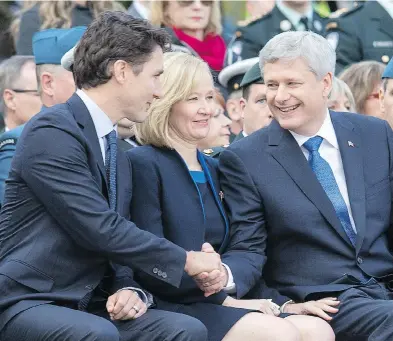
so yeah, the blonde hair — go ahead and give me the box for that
[339,61,385,113]
[12,1,124,34]
[150,1,222,36]
[135,52,212,148]
[329,77,356,112]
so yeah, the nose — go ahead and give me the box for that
[274,84,290,103]
[192,0,202,9]
[153,84,163,100]
[222,114,232,127]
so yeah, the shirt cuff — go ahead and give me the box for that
[222,263,236,294]
[116,287,154,308]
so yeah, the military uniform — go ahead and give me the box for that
[0,125,24,205]
[225,4,327,66]
[326,1,393,74]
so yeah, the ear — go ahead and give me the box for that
[3,89,16,111]
[226,98,242,121]
[380,87,385,114]
[112,60,129,85]
[239,97,247,119]
[322,72,333,98]
[40,71,55,97]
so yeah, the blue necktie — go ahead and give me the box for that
[303,136,357,246]
[105,130,117,211]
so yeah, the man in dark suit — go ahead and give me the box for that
[225,0,326,66]
[219,30,393,341]
[326,1,393,75]
[0,12,221,341]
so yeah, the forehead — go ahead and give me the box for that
[144,46,164,70]
[191,69,214,92]
[263,58,313,80]
[249,83,267,95]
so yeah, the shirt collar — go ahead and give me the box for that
[276,1,313,27]
[289,110,339,149]
[76,89,115,139]
[377,0,393,19]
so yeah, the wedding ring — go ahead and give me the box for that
[132,305,140,313]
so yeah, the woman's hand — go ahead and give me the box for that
[282,297,340,321]
[223,297,280,316]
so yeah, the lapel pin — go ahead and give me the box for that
[348,141,355,147]
[219,191,224,201]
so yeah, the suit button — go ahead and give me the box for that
[85,285,93,290]
[158,270,163,276]
[153,267,158,274]
[162,272,167,279]
[357,257,363,264]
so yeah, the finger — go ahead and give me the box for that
[319,303,339,313]
[322,297,337,301]
[114,296,138,320]
[112,291,132,316]
[132,303,148,319]
[202,243,215,253]
[106,294,118,314]
[200,270,223,286]
[308,306,333,321]
[194,272,209,281]
[319,300,340,306]
[202,282,224,294]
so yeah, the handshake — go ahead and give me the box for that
[184,243,228,297]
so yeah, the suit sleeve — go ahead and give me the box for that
[18,123,187,288]
[0,143,16,205]
[128,150,228,305]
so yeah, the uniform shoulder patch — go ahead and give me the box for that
[0,138,17,150]
[326,22,338,31]
[331,2,363,19]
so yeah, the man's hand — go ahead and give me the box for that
[106,289,147,320]
[184,244,221,277]
[193,243,228,297]
[282,297,340,321]
[223,297,280,316]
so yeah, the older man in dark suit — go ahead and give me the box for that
[219,30,393,341]
[0,12,221,341]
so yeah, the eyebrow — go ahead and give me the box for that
[155,69,164,76]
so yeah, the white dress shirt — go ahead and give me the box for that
[76,89,152,306]
[276,0,314,31]
[76,89,116,164]
[289,110,357,232]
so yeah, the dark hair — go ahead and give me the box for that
[73,11,171,89]
[242,84,251,100]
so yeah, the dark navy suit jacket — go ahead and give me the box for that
[0,94,187,330]
[127,146,263,308]
[219,111,393,303]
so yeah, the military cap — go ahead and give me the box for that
[218,57,259,94]
[33,26,86,65]
[240,62,264,88]
[382,57,393,79]
[61,45,77,72]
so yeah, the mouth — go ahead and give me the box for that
[276,104,300,113]
[193,119,209,126]
[191,16,203,21]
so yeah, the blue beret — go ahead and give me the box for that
[33,26,86,65]
[382,57,393,79]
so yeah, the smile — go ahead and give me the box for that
[277,104,300,112]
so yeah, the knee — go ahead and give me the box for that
[175,315,208,341]
[305,318,335,341]
[84,320,120,341]
[273,320,302,341]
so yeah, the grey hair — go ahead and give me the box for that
[329,77,356,111]
[259,31,336,80]
[0,56,35,114]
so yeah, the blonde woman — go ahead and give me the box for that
[150,0,226,73]
[14,0,124,55]
[339,60,385,118]
[127,52,336,341]
[328,77,356,112]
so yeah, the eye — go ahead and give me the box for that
[188,96,198,101]
[257,98,267,104]
[207,95,214,101]
[267,83,278,89]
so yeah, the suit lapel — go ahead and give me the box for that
[67,93,108,188]
[331,112,366,252]
[267,120,353,247]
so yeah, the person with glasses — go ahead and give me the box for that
[339,60,385,119]
[0,55,41,205]
[0,12,221,341]
[0,27,85,206]
[150,0,226,76]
